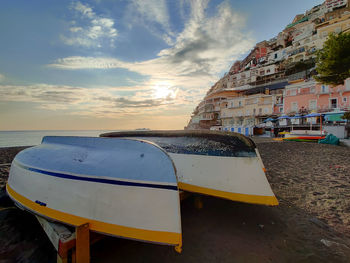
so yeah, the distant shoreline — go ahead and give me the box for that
[0,130,114,148]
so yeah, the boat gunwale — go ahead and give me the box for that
[6,184,182,246]
[100,130,256,148]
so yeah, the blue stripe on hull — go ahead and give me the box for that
[14,161,178,191]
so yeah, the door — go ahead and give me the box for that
[330,98,337,109]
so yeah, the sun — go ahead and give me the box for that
[153,83,177,99]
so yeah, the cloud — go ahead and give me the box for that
[61,1,118,48]
[41,1,255,121]
[131,0,170,28]
[0,83,178,115]
[51,1,253,88]
[0,84,85,108]
[98,97,168,108]
[49,56,128,69]
[125,0,175,45]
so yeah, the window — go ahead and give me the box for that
[253,108,256,115]
[310,87,316,93]
[309,100,317,110]
[330,98,338,109]
[238,101,242,107]
[267,69,271,73]
[259,108,262,114]
[274,54,278,59]
[230,102,234,108]
[321,85,329,93]
[279,107,284,113]
[292,102,298,112]
[246,110,250,116]
[343,97,347,103]
[291,89,297,96]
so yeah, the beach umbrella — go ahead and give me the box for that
[304,113,321,117]
[289,115,302,130]
[277,115,290,119]
[304,113,323,131]
[289,115,302,119]
[263,117,275,123]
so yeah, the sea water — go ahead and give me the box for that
[0,130,114,147]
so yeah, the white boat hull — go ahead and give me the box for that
[7,137,182,249]
[170,150,277,205]
[101,130,278,206]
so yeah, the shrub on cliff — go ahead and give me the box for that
[314,32,350,85]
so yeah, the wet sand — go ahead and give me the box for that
[0,141,350,262]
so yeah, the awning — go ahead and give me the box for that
[304,113,321,117]
[324,113,344,122]
[289,115,302,119]
[263,117,276,122]
[244,81,288,95]
[277,115,290,119]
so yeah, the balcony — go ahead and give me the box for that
[318,89,330,95]
[317,85,330,94]
[228,105,244,109]
[199,116,212,121]
[245,101,257,105]
[258,101,273,106]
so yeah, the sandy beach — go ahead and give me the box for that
[0,140,350,262]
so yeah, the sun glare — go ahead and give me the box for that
[153,83,177,100]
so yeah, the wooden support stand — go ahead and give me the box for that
[36,216,101,263]
[36,192,191,260]
[76,223,90,263]
[179,190,191,201]
[194,196,203,210]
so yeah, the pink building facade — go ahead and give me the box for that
[284,78,350,114]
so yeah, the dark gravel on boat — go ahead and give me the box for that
[0,141,350,262]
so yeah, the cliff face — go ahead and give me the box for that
[186,0,350,131]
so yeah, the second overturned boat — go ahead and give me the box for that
[101,130,278,206]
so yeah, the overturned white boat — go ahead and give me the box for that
[6,136,182,251]
[100,130,278,206]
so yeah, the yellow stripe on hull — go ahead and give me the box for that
[6,184,182,246]
[178,182,279,206]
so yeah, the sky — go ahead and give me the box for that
[0,0,322,131]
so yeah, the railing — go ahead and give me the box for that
[318,90,330,95]
[245,101,257,105]
[258,101,273,105]
[249,78,287,88]
[227,105,243,109]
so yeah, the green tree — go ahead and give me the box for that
[342,111,350,121]
[314,32,350,85]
